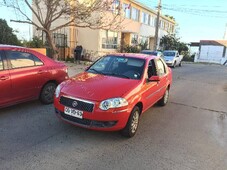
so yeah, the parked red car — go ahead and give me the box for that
[54,54,172,137]
[0,45,68,108]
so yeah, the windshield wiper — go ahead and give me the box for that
[107,72,130,79]
[88,68,103,75]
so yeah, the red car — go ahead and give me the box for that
[0,45,68,108]
[54,54,172,137]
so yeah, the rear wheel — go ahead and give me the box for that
[158,88,169,106]
[40,82,56,104]
[121,106,140,138]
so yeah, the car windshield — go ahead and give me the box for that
[87,56,145,80]
[163,52,176,56]
[141,51,158,56]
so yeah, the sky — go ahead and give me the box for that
[0,0,227,43]
[141,0,227,42]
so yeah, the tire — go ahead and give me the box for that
[121,106,140,138]
[179,61,182,67]
[158,88,169,106]
[172,61,176,68]
[40,82,57,104]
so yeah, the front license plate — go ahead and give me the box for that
[64,107,83,119]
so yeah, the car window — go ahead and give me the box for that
[6,51,36,69]
[142,51,157,56]
[88,56,145,80]
[32,55,44,66]
[163,52,175,56]
[156,59,166,76]
[0,54,3,70]
[147,59,157,78]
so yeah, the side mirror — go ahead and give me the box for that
[149,76,160,82]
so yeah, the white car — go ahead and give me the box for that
[163,50,183,68]
[141,50,164,58]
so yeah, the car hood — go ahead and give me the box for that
[61,72,141,101]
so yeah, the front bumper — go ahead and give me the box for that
[54,97,131,131]
[165,61,174,66]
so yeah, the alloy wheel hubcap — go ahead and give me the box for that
[131,111,139,134]
[164,89,169,104]
[45,86,55,101]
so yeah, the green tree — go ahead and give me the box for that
[4,0,123,59]
[22,36,44,48]
[0,19,21,45]
[160,34,188,54]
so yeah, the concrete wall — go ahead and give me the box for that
[30,48,46,55]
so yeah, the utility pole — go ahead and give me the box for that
[154,0,161,50]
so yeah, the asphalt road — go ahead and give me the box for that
[0,63,227,170]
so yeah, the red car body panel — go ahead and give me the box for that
[54,53,172,131]
[0,45,68,108]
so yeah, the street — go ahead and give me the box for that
[0,63,227,170]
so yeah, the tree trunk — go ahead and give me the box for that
[45,31,58,60]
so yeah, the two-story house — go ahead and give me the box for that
[33,0,175,60]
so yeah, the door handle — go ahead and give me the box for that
[0,76,9,80]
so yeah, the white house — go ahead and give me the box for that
[195,40,227,65]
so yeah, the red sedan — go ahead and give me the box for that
[54,54,172,137]
[0,45,68,108]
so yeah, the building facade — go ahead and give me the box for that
[195,40,227,64]
[33,0,175,60]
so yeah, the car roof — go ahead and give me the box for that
[108,53,157,60]
[141,50,161,52]
[163,50,177,52]
[0,44,26,49]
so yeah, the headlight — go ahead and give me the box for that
[55,84,61,98]
[99,98,128,111]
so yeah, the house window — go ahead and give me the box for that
[170,25,174,33]
[102,30,118,49]
[122,3,131,19]
[131,34,138,45]
[131,7,140,21]
[111,0,120,14]
[149,16,155,27]
[154,17,157,27]
[141,12,149,25]
[140,36,149,49]
[53,33,67,47]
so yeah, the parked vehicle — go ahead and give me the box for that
[141,50,164,58]
[0,45,68,108]
[163,50,183,68]
[54,53,172,137]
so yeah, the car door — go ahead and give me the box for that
[5,50,46,102]
[141,59,161,110]
[154,58,169,99]
[0,51,12,106]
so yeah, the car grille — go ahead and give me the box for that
[60,96,94,112]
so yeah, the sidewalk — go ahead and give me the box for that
[65,62,90,77]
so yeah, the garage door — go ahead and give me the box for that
[200,45,223,63]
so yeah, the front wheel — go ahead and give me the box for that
[179,61,182,67]
[121,106,140,138]
[40,82,57,104]
[172,61,176,68]
[158,88,169,106]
